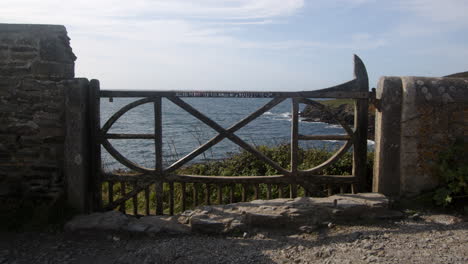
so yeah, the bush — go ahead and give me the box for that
[433,138,468,207]
[103,145,374,214]
[179,144,374,190]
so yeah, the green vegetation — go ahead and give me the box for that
[319,98,377,114]
[102,145,374,215]
[177,144,373,177]
[433,138,468,207]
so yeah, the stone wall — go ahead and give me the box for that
[0,24,90,211]
[373,76,467,197]
[0,24,76,80]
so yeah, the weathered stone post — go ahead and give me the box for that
[373,76,467,197]
[373,77,403,196]
[64,79,91,213]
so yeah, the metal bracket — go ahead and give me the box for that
[369,88,381,112]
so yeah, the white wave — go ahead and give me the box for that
[325,124,341,129]
[367,140,375,145]
[301,120,324,124]
[298,117,325,124]
[263,111,274,115]
[273,118,292,122]
[280,112,291,118]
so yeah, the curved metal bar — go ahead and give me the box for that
[99,56,369,99]
[166,174,289,184]
[297,79,360,98]
[101,138,155,174]
[298,98,354,136]
[299,139,353,175]
[101,97,154,134]
[353,54,369,92]
[297,175,357,185]
[101,172,357,186]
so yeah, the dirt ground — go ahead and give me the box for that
[0,214,467,264]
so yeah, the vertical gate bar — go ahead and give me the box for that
[205,184,211,205]
[278,185,284,198]
[108,182,114,205]
[290,98,299,200]
[132,182,138,216]
[254,184,259,200]
[327,185,333,196]
[144,186,150,215]
[120,182,126,213]
[217,184,222,204]
[266,184,272,199]
[89,79,101,211]
[169,181,174,215]
[290,184,297,198]
[181,182,186,212]
[340,185,345,194]
[242,184,247,202]
[353,98,368,193]
[291,98,299,175]
[154,97,164,215]
[351,184,356,194]
[229,184,234,203]
[193,184,198,206]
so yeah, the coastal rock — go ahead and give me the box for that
[65,193,397,236]
[301,103,375,140]
[65,211,129,232]
[184,193,392,234]
[301,103,355,125]
[422,214,464,225]
[124,216,190,234]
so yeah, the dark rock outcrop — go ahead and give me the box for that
[301,103,375,140]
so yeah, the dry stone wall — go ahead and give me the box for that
[0,24,76,80]
[0,24,88,207]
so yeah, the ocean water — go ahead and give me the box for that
[100,97,368,171]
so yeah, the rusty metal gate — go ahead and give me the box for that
[89,55,369,215]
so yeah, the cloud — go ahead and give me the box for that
[398,0,468,25]
[0,0,307,48]
[390,0,468,38]
[0,0,305,22]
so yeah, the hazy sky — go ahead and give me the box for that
[2,0,468,90]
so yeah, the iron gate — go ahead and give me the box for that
[89,55,369,215]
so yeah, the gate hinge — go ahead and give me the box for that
[369,88,381,112]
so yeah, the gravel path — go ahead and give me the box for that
[1,215,467,264]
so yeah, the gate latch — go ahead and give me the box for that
[369,88,381,112]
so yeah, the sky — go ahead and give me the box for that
[2,0,468,91]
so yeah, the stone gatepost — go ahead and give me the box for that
[373,76,467,197]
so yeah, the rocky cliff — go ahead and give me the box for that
[300,101,375,140]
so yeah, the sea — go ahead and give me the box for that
[100,97,374,171]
